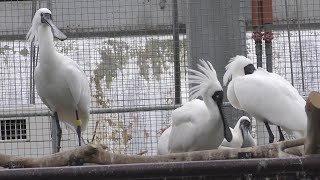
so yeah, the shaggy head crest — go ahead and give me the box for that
[188,59,222,100]
[223,55,255,86]
[26,8,52,45]
[234,116,250,132]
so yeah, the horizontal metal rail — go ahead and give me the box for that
[0,155,319,179]
[0,24,186,41]
[0,102,234,118]
[3,22,320,41]
[0,105,181,118]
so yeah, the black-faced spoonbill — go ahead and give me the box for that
[220,116,256,148]
[26,8,90,152]
[157,126,171,155]
[223,55,307,143]
[167,59,232,153]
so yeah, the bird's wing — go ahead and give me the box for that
[157,127,171,155]
[169,99,210,152]
[233,71,307,131]
[257,68,303,102]
[64,61,90,107]
[226,79,243,110]
[34,66,54,111]
[171,99,208,126]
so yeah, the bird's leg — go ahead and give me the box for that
[277,126,285,141]
[75,110,81,146]
[54,112,62,152]
[264,122,274,143]
[67,110,84,166]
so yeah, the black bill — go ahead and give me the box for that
[41,13,67,41]
[212,91,233,142]
[240,119,256,148]
[218,103,233,142]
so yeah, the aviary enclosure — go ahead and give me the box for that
[0,0,320,179]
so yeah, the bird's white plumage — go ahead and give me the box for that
[223,55,307,138]
[27,8,90,133]
[157,126,171,155]
[168,60,226,153]
[220,116,256,148]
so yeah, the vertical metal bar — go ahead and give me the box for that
[284,0,294,86]
[264,25,273,72]
[29,0,37,104]
[295,0,305,91]
[47,0,52,10]
[173,0,181,104]
[41,0,58,153]
[239,0,247,55]
[252,0,263,68]
[51,116,58,153]
[263,0,273,72]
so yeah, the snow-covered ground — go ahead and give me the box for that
[0,35,189,156]
[0,30,319,156]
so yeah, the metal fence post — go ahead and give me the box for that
[187,0,247,126]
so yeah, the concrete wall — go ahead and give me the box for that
[1,0,320,36]
[186,0,247,127]
[244,0,320,25]
[0,0,187,36]
[0,105,101,157]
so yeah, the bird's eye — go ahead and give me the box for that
[41,13,43,17]
[244,64,256,75]
[212,91,223,103]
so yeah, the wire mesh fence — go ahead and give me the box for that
[0,0,319,161]
[0,0,189,157]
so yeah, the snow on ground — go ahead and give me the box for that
[0,30,319,155]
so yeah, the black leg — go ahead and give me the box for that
[54,112,62,152]
[264,122,274,143]
[75,110,81,146]
[277,126,285,141]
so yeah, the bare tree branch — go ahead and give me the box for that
[0,138,304,168]
[1,91,319,168]
[305,91,320,155]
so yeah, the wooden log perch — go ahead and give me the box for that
[305,91,320,155]
[1,91,319,169]
[0,138,304,168]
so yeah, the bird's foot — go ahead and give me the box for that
[238,152,253,159]
[56,146,61,153]
[269,136,274,143]
[68,155,84,166]
[278,136,285,142]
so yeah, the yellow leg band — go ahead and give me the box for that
[76,119,82,126]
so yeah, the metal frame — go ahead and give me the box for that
[0,155,320,179]
[0,102,237,118]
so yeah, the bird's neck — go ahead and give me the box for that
[38,25,57,64]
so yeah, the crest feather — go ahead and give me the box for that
[188,59,220,100]
[223,55,254,86]
[26,26,38,45]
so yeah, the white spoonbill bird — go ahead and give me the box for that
[27,8,90,152]
[223,55,307,143]
[168,59,232,153]
[157,126,171,155]
[220,116,256,148]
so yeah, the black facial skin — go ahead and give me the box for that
[244,64,256,75]
[41,13,67,41]
[240,119,256,148]
[212,91,233,142]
